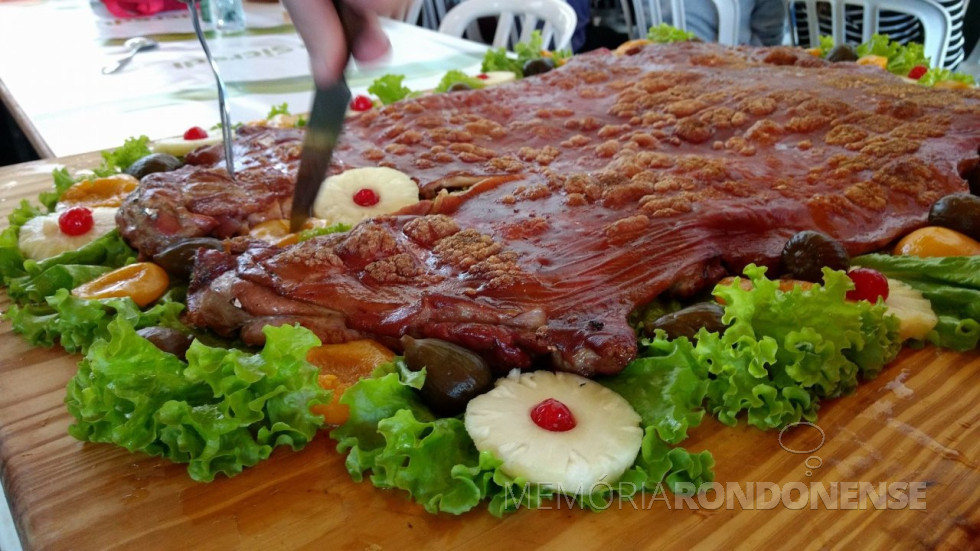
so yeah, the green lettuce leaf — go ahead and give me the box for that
[296,222,351,242]
[6,288,185,354]
[481,49,522,75]
[647,23,696,43]
[0,204,41,283]
[332,356,715,516]
[818,35,835,57]
[92,135,151,177]
[368,74,414,105]
[5,229,136,303]
[601,334,708,444]
[39,168,79,212]
[266,102,291,118]
[434,69,487,93]
[918,68,975,87]
[66,321,328,482]
[481,30,571,78]
[886,41,928,76]
[698,266,900,429]
[856,34,901,60]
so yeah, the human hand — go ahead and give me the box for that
[283,0,412,86]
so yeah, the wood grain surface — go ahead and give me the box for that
[0,156,978,550]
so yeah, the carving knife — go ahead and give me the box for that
[289,0,363,233]
[289,80,351,232]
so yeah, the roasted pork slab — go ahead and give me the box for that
[118,42,980,376]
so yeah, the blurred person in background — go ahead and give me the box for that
[684,0,787,45]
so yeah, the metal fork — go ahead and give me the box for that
[181,0,236,179]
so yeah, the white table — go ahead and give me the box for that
[0,0,488,158]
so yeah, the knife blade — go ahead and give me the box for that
[289,80,351,232]
[289,0,366,232]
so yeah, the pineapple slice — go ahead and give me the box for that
[151,135,223,157]
[18,207,119,260]
[884,278,938,341]
[480,71,517,86]
[312,167,419,226]
[464,370,643,495]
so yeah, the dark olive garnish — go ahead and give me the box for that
[402,336,493,416]
[826,44,859,63]
[645,302,726,340]
[929,193,980,241]
[152,237,224,279]
[125,153,183,180]
[448,82,473,92]
[781,230,850,282]
[136,326,194,361]
[522,57,555,77]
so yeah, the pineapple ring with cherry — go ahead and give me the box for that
[464,370,643,495]
[312,167,420,226]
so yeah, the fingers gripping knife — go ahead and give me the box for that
[179,0,237,179]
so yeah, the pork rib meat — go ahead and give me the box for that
[118,42,980,376]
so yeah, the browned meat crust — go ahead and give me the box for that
[129,42,980,375]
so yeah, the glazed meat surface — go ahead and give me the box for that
[125,42,980,375]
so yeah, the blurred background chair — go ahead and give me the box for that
[595,0,741,44]
[785,0,954,67]
[418,0,453,30]
[438,0,579,50]
[630,0,741,44]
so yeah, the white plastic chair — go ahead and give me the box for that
[437,0,578,51]
[785,0,952,67]
[622,0,741,45]
[419,0,453,29]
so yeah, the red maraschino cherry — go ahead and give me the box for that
[183,126,208,140]
[530,398,576,432]
[846,267,889,302]
[350,95,374,112]
[58,207,94,236]
[352,188,380,207]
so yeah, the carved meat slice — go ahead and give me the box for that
[141,42,980,376]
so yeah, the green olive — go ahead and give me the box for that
[448,82,473,92]
[402,336,493,416]
[522,57,555,77]
[125,153,183,180]
[826,44,859,63]
[151,237,224,279]
[645,302,726,340]
[781,230,850,282]
[928,193,980,241]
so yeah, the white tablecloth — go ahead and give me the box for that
[0,0,488,157]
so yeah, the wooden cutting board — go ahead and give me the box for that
[1,156,978,550]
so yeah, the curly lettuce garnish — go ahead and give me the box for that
[647,23,697,44]
[699,266,900,429]
[66,322,329,482]
[7,288,184,354]
[92,135,151,178]
[333,355,713,516]
[822,33,974,86]
[368,74,415,105]
[481,30,572,78]
[434,69,487,93]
